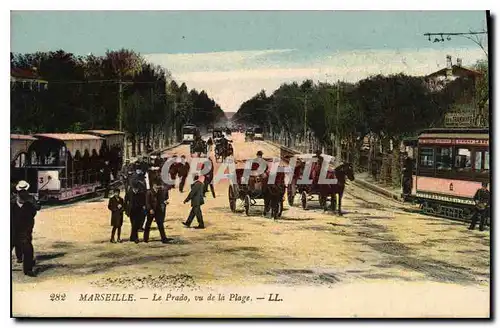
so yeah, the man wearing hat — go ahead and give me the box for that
[182,174,205,229]
[469,182,490,231]
[144,182,169,243]
[11,180,40,277]
[124,181,146,243]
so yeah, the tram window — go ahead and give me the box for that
[484,151,490,171]
[436,147,452,170]
[455,148,472,171]
[419,148,434,168]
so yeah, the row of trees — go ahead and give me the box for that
[234,60,488,187]
[11,49,226,157]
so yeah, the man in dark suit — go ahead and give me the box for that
[202,156,216,198]
[144,182,169,243]
[100,160,112,198]
[178,155,190,192]
[108,188,125,243]
[124,182,146,243]
[182,175,205,229]
[11,181,40,277]
[469,182,490,231]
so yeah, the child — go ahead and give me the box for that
[108,188,125,243]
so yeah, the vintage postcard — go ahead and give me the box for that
[10,10,490,318]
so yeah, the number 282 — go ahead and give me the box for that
[50,293,66,301]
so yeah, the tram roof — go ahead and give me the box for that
[419,128,489,135]
[10,134,37,141]
[33,133,104,141]
[84,130,125,136]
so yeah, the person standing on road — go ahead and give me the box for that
[178,155,190,192]
[468,182,490,231]
[182,175,205,229]
[125,182,146,243]
[207,137,214,154]
[202,155,216,198]
[100,160,112,198]
[11,181,40,277]
[108,188,125,243]
[144,182,169,243]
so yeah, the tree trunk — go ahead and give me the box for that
[131,133,137,158]
[137,135,142,155]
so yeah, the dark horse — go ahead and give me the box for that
[262,172,286,219]
[320,163,355,215]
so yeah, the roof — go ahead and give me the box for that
[10,134,37,141]
[426,65,483,79]
[84,130,125,136]
[419,128,489,135]
[33,133,104,141]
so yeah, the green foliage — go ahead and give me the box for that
[11,49,223,137]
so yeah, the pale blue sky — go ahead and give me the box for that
[10,11,488,111]
[11,11,487,54]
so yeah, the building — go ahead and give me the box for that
[11,67,48,90]
[425,55,486,128]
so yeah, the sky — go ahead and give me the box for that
[11,11,488,112]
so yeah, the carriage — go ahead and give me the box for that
[403,128,490,221]
[286,154,354,214]
[245,130,254,142]
[10,131,126,203]
[214,139,234,162]
[228,158,288,219]
[11,134,37,192]
[190,138,208,156]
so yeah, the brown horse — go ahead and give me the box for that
[321,163,355,215]
[262,172,286,219]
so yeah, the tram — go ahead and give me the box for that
[84,130,125,178]
[11,134,37,190]
[404,128,490,221]
[10,131,126,203]
[182,124,198,144]
[253,127,263,140]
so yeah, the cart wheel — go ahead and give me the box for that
[287,184,296,206]
[244,194,251,216]
[301,191,308,210]
[228,186,236,213]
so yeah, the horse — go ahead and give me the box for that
[321,163,355,215]
[262,172,286,219]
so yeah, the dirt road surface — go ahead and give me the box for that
[12,133,490,317]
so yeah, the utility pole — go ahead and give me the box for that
[118,78,123,131]
[336,80,341,163]
[303,95,308,152]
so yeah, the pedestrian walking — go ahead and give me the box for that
[182,175,205,229]
[108,188,125,243]
[468,182,490,231]
[202,156,216,198]
[124,182,146,243]
[144,183,169,243]
[178,155,190,193]
[11,180,40,277]
[207,137,214,153]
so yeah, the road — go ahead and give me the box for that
[12,133,490,317]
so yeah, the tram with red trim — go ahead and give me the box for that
[10,131,125,202]
[404,128,490,220]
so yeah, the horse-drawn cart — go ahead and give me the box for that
[228,158,287,219]
[286,154,354,215]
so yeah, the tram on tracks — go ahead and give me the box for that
[10,131,125,203]
[403,128,490,221]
